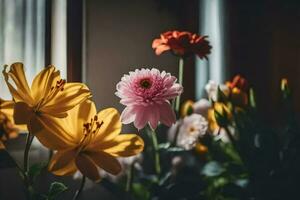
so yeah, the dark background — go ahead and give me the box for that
[82,0,300,125]
[226,0,300,124]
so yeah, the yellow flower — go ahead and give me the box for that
[181,100,194,117]
[47,100,144,181]
[2,63,91,148]
[195,142,208,154]
[0,99,27,149]
[207,108,219,133]
[0,99,27,132]
[281,78,288,91]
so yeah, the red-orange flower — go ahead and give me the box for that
[152,31,212,59]
[227,75,248,91]
[226,75,249,106]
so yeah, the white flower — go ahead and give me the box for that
[193,98,211,118]
[205,80,229,101]
[176,114,208,150]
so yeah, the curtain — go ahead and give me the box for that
[0,0,45,99]
[196,0,225,99]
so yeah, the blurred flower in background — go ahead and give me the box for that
[152,31,212,59]
[205,80,229,102]
[168,113,208,150]
[0,98,27,148]
[226,75,249,107]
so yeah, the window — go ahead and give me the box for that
[0,0,46,99]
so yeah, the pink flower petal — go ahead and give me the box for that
[133,107,149,130]
[120,106,136,124]
[149,106,160,130]
[159,102,176,127]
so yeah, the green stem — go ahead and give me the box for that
[48,149,53,165]
[24,132,34,173]
[23,132,34,199]
[224,126,244,164]
[73,176,86,200]
[150,128,161,175]
[125,162,134,192]
[175,57,184,113]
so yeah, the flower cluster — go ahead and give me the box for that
[1,63,145,186]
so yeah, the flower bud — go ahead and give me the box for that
[195,142,208,154]
[214,103,232,128]
[281,78,291,99]
[181,100,194,117]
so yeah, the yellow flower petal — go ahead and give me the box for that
[41,83,91,117]
[68,100,97,142]
[0,99,14,116]
[48,149,77,176]
[92,134,144,157]
[93,108,121,143]
[75,153,101,182]
[31,65,60,103]
[86,151,122,175]
[31,115,77,150]
[2,63,34,104]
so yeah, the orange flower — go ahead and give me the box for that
[195,142,208,154]
[152,31,212,59]
[227,75,248,91]
[226,75,248,106]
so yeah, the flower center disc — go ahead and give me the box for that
[140,79,152,89]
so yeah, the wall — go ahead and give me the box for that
[84,0,198,119]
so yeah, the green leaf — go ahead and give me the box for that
[202,161,225,177]
[158,142,171,149]
[132,183,150,200]
[47,182,68,200]
[249,88,256,108]
[217,86,228,103]
[28,162,47,182]
[167,147,185,152]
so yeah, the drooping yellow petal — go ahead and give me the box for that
[48,149,77,176]
[31,114,77,150]
[100,134,144,157]
[2,63,34,104]
[86,151,122,175]
[0,99,14,116]
[41,83,92,117]
[75,153,101,181]
[31,65,61,103]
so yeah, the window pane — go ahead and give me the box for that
[0,0,45,99]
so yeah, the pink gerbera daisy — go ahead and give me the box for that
[116,68,183,130]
